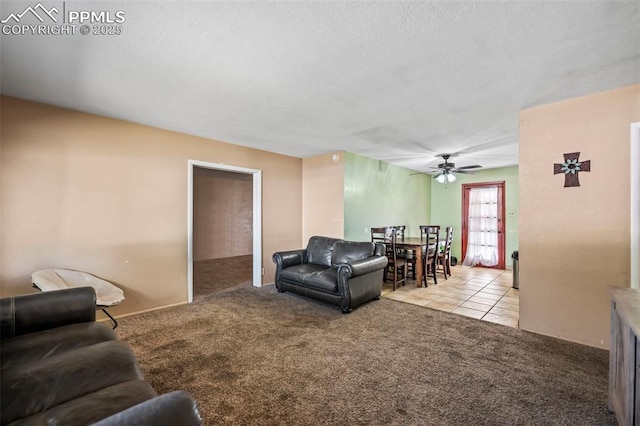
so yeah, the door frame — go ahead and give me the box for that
[461,181,506,269]
[187,160,262,303]
[632,122,640,289]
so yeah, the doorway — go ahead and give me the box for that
[461,181,506,269]
[193,168,252,297]
[187,160,262,303]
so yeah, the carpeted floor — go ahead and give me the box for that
[118,285,615,425]
[193,256,252,297]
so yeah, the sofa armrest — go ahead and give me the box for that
[272,249,307,270]
[337,256,388,278]
[1,287,97,338]
[91,391,203,426]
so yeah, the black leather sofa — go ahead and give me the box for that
[0,287,202,426]
[273,236,388,313]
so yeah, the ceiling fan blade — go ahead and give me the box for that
[455,165,482,170]
[453,170,477,174]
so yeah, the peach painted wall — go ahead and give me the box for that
[0,96,302,316]
[302,152,345,244]
[519,84,640,348]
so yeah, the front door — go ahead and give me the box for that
[461,181,506,269]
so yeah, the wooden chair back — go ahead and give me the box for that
[371,227,406,290]
[420,226,440,257]
[420,225,440,285]
[443,226,453,256]
[371,227,396,259]
[437,226,454,278]
[392,225,405,239]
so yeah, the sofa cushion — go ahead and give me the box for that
[306,236,341,267]
[301,268,338,293]
[331,241,375,266]
[1,322,117,370]
[280,264,327,284]
[9,380,156,426]
[279,264,338,293]
[1,340,142,424]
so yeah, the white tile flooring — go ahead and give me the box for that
[381,265,519,328]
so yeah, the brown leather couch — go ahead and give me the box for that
[273,236,388,313]
[0,287,202,426]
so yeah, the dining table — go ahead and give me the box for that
[394,237,426,288]
[394,235,447,287]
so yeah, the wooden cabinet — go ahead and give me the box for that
[609,287,640,425]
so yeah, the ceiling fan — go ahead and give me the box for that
[430,154,482,184]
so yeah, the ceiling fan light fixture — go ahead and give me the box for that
[427,153,479,184]
[436,171,456,184]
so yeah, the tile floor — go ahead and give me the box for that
[381,265,519,328]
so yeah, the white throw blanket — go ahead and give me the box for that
[32,269,125,307]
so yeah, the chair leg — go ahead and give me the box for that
[404,263,409,284]
[410,260,416,279]
[432,259,438,285]
[442,259,448,280]
[392,265,397,291]
[424,264,430,286]
[402,263,407,286]
[423,259,435,286]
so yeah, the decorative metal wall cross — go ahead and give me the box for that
[554,152,591,187]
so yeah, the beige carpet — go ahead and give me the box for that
[117,285,615,425]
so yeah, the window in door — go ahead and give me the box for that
[461,182,505,269]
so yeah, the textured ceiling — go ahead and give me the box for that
[1,1,639,172]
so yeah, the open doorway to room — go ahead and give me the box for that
[193,167,252,297]
[187,160,262,302]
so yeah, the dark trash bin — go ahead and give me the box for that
[511,250,519,289]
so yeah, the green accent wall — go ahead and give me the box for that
[430,166,519,268]
[344,152,431,242]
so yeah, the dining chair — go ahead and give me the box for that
[436,226,453,279]
[391,225,411,272]
[420,225,440,286]
[390,225,418,279]
[370,227,387,246]
[404,249,418,280]
[370,227,390,281]
[371,227,407,291]
[392,226,405,239]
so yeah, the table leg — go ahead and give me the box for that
[415,245,423,287]
[101,308,118,329]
